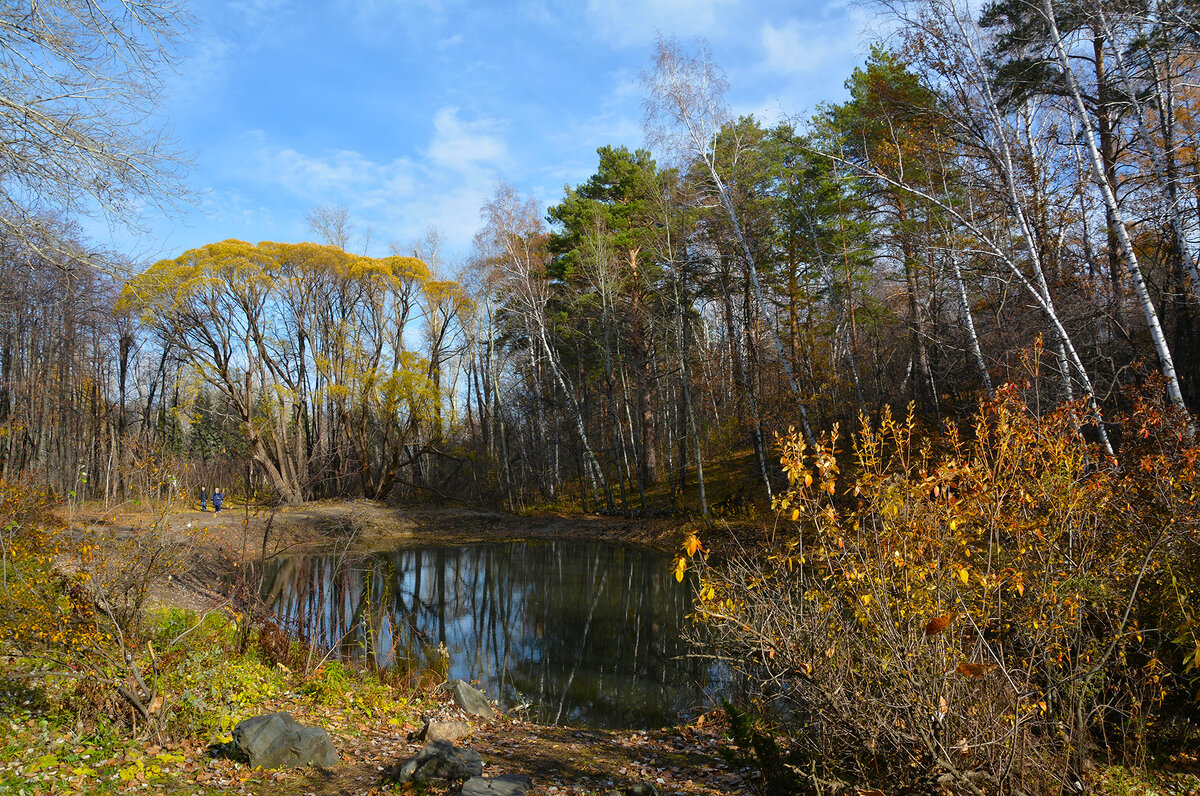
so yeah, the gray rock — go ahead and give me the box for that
[443,679,496,718]
[232,712,338,769]
[416,718,472,742]
[625,785,661,796]
[397,739,484,784]
[461,774,534,795]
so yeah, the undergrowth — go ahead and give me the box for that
[0,608,438,794]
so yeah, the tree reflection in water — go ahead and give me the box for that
[260,540,727,728]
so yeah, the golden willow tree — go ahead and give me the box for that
[119,240,467,501]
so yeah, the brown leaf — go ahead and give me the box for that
[923,612,961,636]
[955,661,998,677]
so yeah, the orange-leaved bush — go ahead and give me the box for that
[683,378,1199,794]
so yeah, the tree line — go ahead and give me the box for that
[3,0,1199,514]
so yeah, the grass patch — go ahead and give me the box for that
[0,608,442,794]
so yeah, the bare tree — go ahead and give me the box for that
[0,0,192,257]
[305,204,356,251]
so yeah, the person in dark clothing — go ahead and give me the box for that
[212,487,224,513]
[199,485,208,512]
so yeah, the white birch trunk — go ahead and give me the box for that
[1095,2,1200,307]
[1042,0,1188,413]
[951,253,994,398]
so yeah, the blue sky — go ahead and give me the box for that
[96,0,878,269]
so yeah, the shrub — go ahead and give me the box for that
[0,464,201,740]
[683,378,1199,793]
[168,646,285,736]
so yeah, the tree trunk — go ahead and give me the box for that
[1044,0,1189,414]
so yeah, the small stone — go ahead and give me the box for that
[416,718,472,743]
[461,774,535,795]
[443,679,496,719]
[625,785,660,796]
[397,740,484,784]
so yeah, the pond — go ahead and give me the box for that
[259,539,728,729]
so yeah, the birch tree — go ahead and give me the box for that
[643,38,818,447]
[478,184,611,505]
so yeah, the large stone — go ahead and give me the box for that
[232,712,338,769]
[397,739,484,784]
[461,774,534,795]
[443,679,496,718]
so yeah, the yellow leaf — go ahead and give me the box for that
[959,567,970,585]
[673,557,687,583]
[804,473,813,487]
[790,509,800,522]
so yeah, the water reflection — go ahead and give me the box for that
[260,540,726,728]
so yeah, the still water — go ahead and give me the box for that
[260,540,726,729]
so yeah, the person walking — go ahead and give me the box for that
[212,487,224,513]
[199,485,208,512]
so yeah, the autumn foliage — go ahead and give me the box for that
[683,374,1199,793]
[0,465,198,739]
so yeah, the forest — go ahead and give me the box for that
[2,0,1200,794]
[7,8,1200,515]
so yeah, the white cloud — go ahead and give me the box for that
[220,107,512,258]
[585,0,734,47]
[426,107,509,171]
[518,0,559,27]
[227,0,290,26]
[173,30,234,97]
[256,143,419,205]
[760,12,867,76]
[736,4,878,121]
[335,0,463,40]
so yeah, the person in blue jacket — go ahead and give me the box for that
[212,487,224,513]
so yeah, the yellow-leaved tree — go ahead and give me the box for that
[119,240,462,501]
